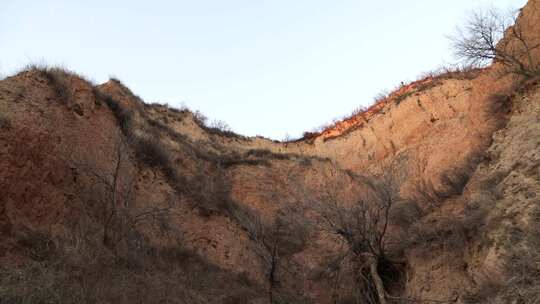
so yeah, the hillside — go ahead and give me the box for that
[1,1,540,303]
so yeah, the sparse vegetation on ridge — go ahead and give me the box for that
[1,2,539,303]
[24,64,90,104]
[296,65,483,143]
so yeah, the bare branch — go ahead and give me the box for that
[450,6,539,77]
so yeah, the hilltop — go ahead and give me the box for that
[1,1,540,303]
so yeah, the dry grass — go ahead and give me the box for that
[24,64,91,105]
[498,206,540,303]
[389,200,423,231]
[406,201,489,256]
[93,90,134,133]
[245,148,291,161]
[93,88,276,228]
[0,242,265,304]
[93,89,283,232]
[463,206,540,303]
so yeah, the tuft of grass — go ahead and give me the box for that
[93,89,135,135]
[23,64,91,105]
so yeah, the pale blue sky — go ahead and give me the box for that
[0,0,526,139]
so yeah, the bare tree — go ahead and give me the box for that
[450,6,540,77]
[243,208,308,303]
[79,137,172,250]
[311,160,407,304]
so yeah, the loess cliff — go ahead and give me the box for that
[1,1,540,303]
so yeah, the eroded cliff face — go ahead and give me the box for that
[1,1,539,303]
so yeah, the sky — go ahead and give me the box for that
[0,0,527,140]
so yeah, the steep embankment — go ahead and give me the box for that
[1,0,539,303]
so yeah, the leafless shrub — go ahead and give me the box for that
[95,88,252,221]
[450,6,540,77]
[77,137,175,250]
[242,207,309,303]
[351,105,368,116]
[205,121,242,138]
[209,119,231,131]
[187,169,236,216]
[313,159,408,304]
[192,110,208,126]
[186,109,245,139]
[131,135,172,171]
[373,90,390,103]
[96,94,262,220]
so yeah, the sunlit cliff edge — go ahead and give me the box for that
[1,1,540,303]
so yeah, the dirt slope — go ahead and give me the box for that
[1,1,539,303]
